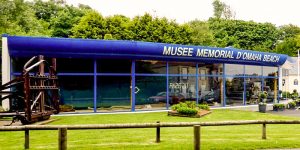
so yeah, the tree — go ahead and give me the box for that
[208,18,280,51]
[212,0,235,19]
[105,15,132,40]
[50,5,86,37]
[188,20,216,46]
[276,34,300,56]
[71,11,107,39]
[278,24,300,39]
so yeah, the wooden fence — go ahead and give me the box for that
[1,120,300,150]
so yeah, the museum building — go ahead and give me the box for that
[1,35,288,112]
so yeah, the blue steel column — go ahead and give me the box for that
[196,63,199,104]
[243,65,246,105]
[261,66,264,91]
[131,60,136,111]
[277,66,280,103]
[166,62,169,110]
[93,59,97,112]
[223,63,226,107]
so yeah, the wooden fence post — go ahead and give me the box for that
[156,121,160,143]
[194,125,201,150]
[262,123,266,139]
[25,129,29,149]
[58,128,67,150]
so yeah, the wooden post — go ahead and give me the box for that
[194,125,201,150]
[156,121,160,143]
[262,123,266,139]
[58,128,67,150]
[25,129,29,149]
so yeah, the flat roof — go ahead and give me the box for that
[4,35,288,66]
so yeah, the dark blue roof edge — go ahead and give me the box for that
[5,35,288,67]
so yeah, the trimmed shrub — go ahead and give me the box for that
[198,104,210,111]
[177,107,198,116]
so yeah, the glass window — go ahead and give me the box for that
[294,79,298,85]
[57,58,93,73]
[97,76,131,111]
[97,59,131,73]
[245,65,262,76]
[245,78,261,105]
[225,64,244,76]
[59,76,94,112]
[198,63,223,75]
[136,60,166,74]
[168,62,196,74]
[169,76,197,105]
[225,77,244,106]
[198,76,223,106]
[135,76,166,110]
[263,66,278,77]
[263,78,278,103]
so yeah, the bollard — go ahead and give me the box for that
[194,125,201,150]
[25,129,29,149]
[156,121,160,143]
[58,128,67,150]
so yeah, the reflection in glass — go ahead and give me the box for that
[245,65,262,76]
[263,66,278,77]
[136,60,166,74]
[168,62,196,74]
[225,64,244,76]
[264,78,278,103]
[245,78,261,105]
[97,76,131,111]
[198,63,223,75]
[225,77,244,106]
[135,76,166,110]
[169,76,197,105]
[57,58,93,73]
[198,77,223,106]
[59,76,94,112]
[97,59,131,73]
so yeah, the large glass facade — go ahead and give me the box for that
[10,57,280,112]
[97,76,131,111]
[225,77,244,106]
[59,76,94,112]
[135,76,166,110]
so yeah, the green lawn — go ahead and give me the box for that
[1,109,300,150]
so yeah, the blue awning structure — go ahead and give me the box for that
[5,35,288,66]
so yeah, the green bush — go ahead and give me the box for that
[177,107,198,116]
[282,91,291,98]
[288,101,296,109]
[171,102,188,111]
[198,104,210,111]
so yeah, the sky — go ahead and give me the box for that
[65,0,300,27]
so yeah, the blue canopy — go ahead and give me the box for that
[5,35,288,66]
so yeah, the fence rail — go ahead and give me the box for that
[1,120,300,150]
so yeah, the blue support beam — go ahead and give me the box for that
[131,60,136,112]
[166,61,169,110]
[196,63,199,104]
[93,59,97,112]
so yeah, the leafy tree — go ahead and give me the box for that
[188,20,216,46]
[0,0,50,36]
[105,15,132,40]
[276,34,300,56]
[32,0,64,21]
[212,0,235,19]
[208,18,280,51]
[50,6,86,37]
[71,10,107,39]
[278,24,300,39]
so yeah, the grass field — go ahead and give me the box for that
[1,109,300,150]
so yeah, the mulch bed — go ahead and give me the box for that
[168,110,212,118]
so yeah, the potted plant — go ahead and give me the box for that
[258,91,267,113]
